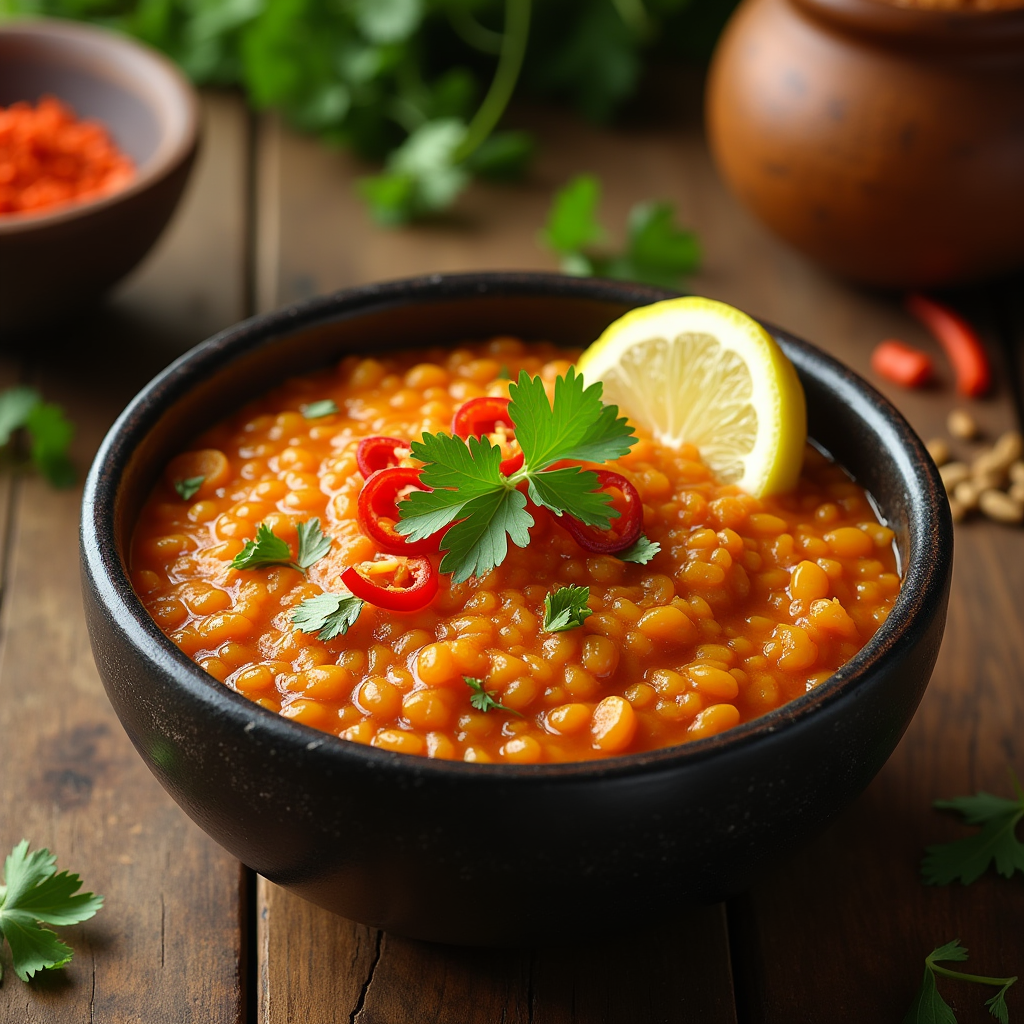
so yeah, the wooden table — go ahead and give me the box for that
[2,86,1022,1023]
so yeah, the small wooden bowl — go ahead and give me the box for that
[81,273,954,946]
[0,19,199,332]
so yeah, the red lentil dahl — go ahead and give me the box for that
[131,339,900,763]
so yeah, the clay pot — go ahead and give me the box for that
[706,0,1024,288]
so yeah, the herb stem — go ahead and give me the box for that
[930,965,1018,988]
[453,0,531,162]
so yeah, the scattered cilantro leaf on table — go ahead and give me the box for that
[922,773,1024,886]
[396,369,636,583]
[0,840,103,984]
[541,175,701,288]
[464,676,519,715]
[903,940,1016,1024]
[0,387,76,487]
[230,519,332,574]
[616,534,661,564]
[301,400,338,419]
[292,592,365,641]
[174,475,205,501]
[543,585,592,632]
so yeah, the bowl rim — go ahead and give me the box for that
[81,271,953,783]
[0,17,199,235]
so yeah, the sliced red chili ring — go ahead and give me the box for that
[560,470,643,554]
[358,467,443,555]
[356,435,409,478]
[452,396,524,475]
[341,555,438,612]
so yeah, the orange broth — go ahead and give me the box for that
[131,339,900,763]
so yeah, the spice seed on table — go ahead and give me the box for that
[939,462,971,492]
[947,408,980,440]
[978,489,1024,525]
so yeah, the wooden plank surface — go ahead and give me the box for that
[254,90,1024,1023]
[0,92,251,1022]
[252,101,742,1023]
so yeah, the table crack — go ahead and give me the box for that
[348,929,383,1024]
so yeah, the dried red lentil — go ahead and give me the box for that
[131,339,900,763]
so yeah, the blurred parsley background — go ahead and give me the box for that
[0,0,737,221]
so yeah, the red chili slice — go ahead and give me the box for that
[358,467,442,555]
[560,470,643,554]
[341,555,438,612]
[356,435,408,478]
[452,396,524,475]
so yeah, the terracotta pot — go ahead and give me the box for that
[705,0,1024,288]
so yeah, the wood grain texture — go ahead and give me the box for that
[258,879,737,1024]
[0,92,250,1022]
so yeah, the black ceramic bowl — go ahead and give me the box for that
[0,18,199,332]
[81,273,952,946]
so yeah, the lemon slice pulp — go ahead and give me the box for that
[576,296,807,497]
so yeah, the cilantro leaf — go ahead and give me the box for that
[617,534,661,564]
[438,486,532,584]
[542,173,604,255]
[174,475,205,501]
[543,585,592,632]
[296,518,332,569]
[301,400,338,419]
[230,522,294,571]
[527,466,614,526]
[903,940,1017,1024]
[922,781,1024,886]
[230,519,331,574]
[541,176,701,288]
[0,387,41,446]
[508,367,635,470]
[25,402,76,488]
[464,676,519,715]
[0,840,103,983]
[397,434,506,542]
[904,966,957,1024]
[291,592,364,641]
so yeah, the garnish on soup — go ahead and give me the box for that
[131,306,900,763]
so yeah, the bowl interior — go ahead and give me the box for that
[107,278,941,711]
[0,21,194,188]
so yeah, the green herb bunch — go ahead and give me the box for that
[0,0,737,222]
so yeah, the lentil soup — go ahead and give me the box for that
[131,339,900,763]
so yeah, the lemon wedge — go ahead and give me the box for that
[577,296,807,496]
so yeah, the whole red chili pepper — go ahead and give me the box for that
[906,293,990,398]
[870,340,934,389]
[356,435,408,478]
[341,555,438,612]
[358,467,443,555]
[559,470,642,555]
[452,396,524,475]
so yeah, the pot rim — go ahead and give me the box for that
[81,271,952,784]
[791,0,1024,42]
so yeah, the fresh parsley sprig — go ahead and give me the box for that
[464,676,519,715]
[0,840,103,984]
[904,940,1017,1024]
[922,772,1024,886]
[396,368,636,583]
[291,592,365,641]
[543,585,592,633]
[230,519,332,574]
[542,175,701,289]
